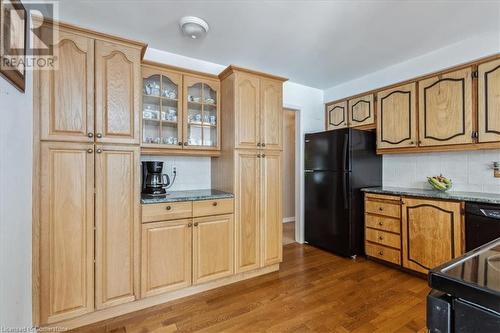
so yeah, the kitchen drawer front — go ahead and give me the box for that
[365,200,400,218]
[365,243,401,265]
[193,198,234,217]
[142,201,193,223]
[365,228,401,249]
[365,193,400,202]
[365,214,401,234]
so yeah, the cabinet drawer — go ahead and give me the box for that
[193,198,234,217]
[365,214,400,233]
[365,200,400,218]
[365,228,401,249]
[365,243,401,265]
[365,193,400,202]
[142,201,193,223]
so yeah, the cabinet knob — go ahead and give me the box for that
[178,142,183,146]
[166,206,172,211]
[257,154,261,158]
[212,202,218,206]
[262,154,266,158]
[378,236,383,241]
[194,222,199,227]
[187,223,192,228]
[378,251,384,256]
[257,143,261,147]
[87,149,93,154]
[96,133,102,138]
[184,142,188,146]
[96,149,102,154]
[378,221,383,226]
[409,141,414,145]
[379,207,383,211]
[87,132,94,138]
[262,143,266,147]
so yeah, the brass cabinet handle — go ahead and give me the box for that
[212,202,218,206]
[96,149,102,154]
[87,149,93,154]
[187,223,192,227]
[194,222,199,227]
[87,132,94,138]
[96,133,102,138]
[166,206,172,211]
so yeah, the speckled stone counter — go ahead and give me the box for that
[141,189,234,204]
[361,186,500,205]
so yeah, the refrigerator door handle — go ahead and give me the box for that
[342,133,349,172]
[342,172,349,209]
[305,169,314,173]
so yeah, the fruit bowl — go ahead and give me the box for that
[427,175,452,191]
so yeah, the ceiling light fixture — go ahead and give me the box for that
[179,16,209,40]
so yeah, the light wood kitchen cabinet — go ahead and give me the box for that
[349,94,375,127]
[260,78,283,150]
[193,214,234,284]
[38,29,94,142]
[39,142,95,324]
[141,220,192,298]
[235,72,261,149]
[478,58,500,143]
[402,197,464,274]
[95,40,141,144]
[376,83,417,149]
[95,145,140,309]
[234,150,261,272]
[326,101,348,130]
[260,151,283,266]
[418,67,473,147]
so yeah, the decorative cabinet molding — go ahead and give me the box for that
[418,68,473,147]
[235,72,261,149]
[260,78,283,150]
[376,83,417,149]
[478,58,500,143]
[327,101,348,130]
[401,198,463,274]
[349,94,375,127]
[95,40,141,144]
[95,145,140,309]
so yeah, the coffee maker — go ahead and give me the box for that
[142,161,171,196]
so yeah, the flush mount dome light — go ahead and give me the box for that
[179,16,209,39]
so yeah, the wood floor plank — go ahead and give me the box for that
[70,244,428,333]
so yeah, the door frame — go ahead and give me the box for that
[283,106,302,244]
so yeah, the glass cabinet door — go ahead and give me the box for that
[184,76,220,150]
[142,69,182,147]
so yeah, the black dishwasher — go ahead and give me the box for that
[465,202,500,251]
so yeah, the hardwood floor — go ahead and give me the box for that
[71,244,429,333]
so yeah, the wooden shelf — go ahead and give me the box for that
[187,122,217,128]
[187,100,217,107]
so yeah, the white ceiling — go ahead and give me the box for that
[54,0,500,89]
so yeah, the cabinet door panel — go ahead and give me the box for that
[377,83,417,149]
[402,198,463,274]
[39,29,94,142]
[260,78,283,150]
[478,58,500,143]
[193,214,234,284]
[40,142,94,324]
[95,145,140,309]
[261,151,282,266]
[349,94,375,127]
[235,73,260,149]
[418,68,473,146]
[95,40,141,144]
[235,150,261,272]
[141,220,192,297]
[327,101,348,130]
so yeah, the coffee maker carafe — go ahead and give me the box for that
[142,161,170,196]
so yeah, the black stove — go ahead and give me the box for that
[427,238,500,332]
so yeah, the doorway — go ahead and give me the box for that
[283,108,296,245]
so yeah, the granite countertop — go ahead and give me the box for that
[141,189,234,204]
[361,186,500,205]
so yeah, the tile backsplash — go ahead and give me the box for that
[140,156,211,191]
[383,150,500,194]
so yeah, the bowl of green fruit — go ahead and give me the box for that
[427,175,453,191]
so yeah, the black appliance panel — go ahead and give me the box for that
[465,202,500,251]
[305,130,348,172]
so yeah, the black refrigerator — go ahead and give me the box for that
[304,129,382,257]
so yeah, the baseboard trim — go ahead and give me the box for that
[283,217,295,223]
[40,264,280,331]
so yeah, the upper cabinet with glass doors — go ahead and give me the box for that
[141,62,221,156]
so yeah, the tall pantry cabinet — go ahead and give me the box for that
[34,20,145,325]
[212,66,287,273]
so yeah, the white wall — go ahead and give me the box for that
[143,48,325,242]
[323,31,500,193]
[0,72,33,326]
